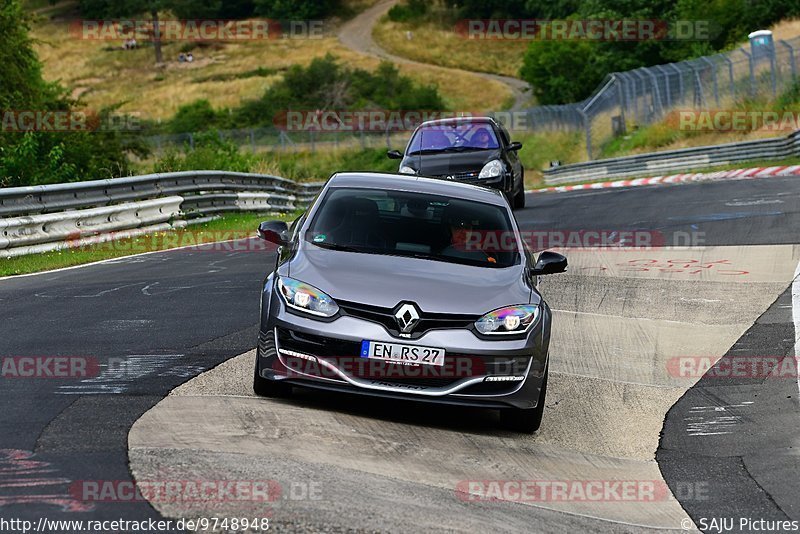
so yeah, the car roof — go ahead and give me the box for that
[325,172,508,207]
[416,116,498,128]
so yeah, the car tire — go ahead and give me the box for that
[500,368,547,433]
[253,359,293,398]
[513,187,526,210]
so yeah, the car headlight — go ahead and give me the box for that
[277,276,339,317]
[478,159,504,179]
[475,305,539,335]
[399,165,416,175]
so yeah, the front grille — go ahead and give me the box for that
[276,327,532,394]
[338,300,479,339]
[433,171,480,182]
[276,327,477,389]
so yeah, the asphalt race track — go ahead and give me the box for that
[2,176,800,532]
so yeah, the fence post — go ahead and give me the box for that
[741,48,756,98]
[249,129,256,153]
[615,74,626,130]
[671,64,684,107]
[781,40,797,80]
[647,69,663,117]
[701,57,720,107]
[688,61,706,109]
[634,70,649,123]
[655,66,671,108]
[580,108,592,160]
[769,44,778,97]
[722,54,735,99]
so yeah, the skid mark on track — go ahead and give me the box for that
[57,355,184,395]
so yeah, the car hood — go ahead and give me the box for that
[402,149,501,176]
[284,246,534,315]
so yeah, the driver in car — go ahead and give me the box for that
[471,127,493,149]
[440,206,497,264]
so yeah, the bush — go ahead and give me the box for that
[152,131,255,174]
[169,100,221,134]
[387,0,429,22]
[253,0,339,19]
[207,55,445,131]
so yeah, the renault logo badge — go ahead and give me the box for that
[394,303,420,333]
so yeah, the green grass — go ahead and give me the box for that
[266,147,399,181]
[0,211,299,277]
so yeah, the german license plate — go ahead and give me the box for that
[360,340,445,366]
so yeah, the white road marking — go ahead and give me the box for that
[793,259,800,405]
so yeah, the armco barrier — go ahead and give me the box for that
[0,171,325,258]
[543,129,800,185]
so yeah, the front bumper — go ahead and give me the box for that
[428,172,511,193]
[256,300,550,409]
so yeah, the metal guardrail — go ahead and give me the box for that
[0,171,325,257]
[543,129,800,185]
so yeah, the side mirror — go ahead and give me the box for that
[530,251,567,276]
[507,141,522,152]
[387,149,403,160]
[258,220,289,246]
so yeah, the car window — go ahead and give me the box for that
[406,122,500,154]
[305,187,519,268]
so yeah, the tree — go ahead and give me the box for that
[77,0,196,64]
[1,0,141,187]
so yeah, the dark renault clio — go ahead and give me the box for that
[254,172,566,432]
[387,117,527,209]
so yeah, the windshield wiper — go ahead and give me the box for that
[407,148,448,155]
[439,146,486,152]
[310,241,363,253]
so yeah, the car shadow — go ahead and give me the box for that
[278,386,522,437]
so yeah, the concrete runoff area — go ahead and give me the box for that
[128,244,800,531]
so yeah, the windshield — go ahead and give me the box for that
[305,187,519,268]
[406,122,500,155]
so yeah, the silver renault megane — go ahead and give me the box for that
[254,172,566,432]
